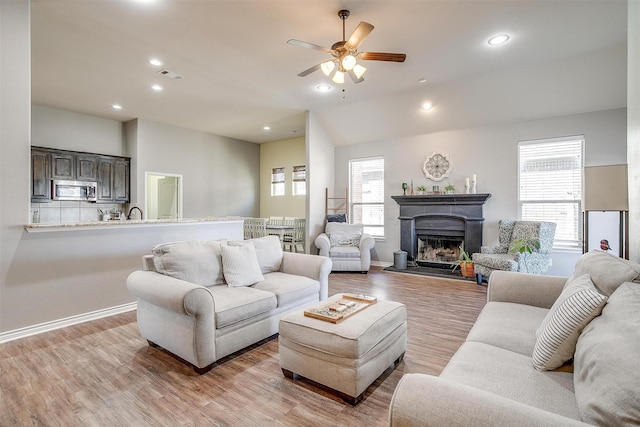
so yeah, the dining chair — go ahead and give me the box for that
[283,218,306,253]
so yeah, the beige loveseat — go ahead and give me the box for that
[389,251,640,426]
[127,235,331,373]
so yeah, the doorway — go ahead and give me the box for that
[145,172,182,220]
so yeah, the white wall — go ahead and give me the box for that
[131,118,260,218]
[628,1,640,262]
[259,137,306,218]
[307,111,335,253]
[334,108,627,276]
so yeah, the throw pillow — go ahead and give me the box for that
[152,240,226,286]
[221,243,264,287]
[329,233,361,247]
[228,235,282,274]
[573,250,640,296]
[532,273,607,371]
[327,213,347,223]
[573,282,640,425]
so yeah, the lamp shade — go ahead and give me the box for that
[583,164,628,211]
[320,61,335,76]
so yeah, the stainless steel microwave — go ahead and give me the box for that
[52,180,97,202]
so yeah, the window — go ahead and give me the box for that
[271,167,285,196]
[292,165,306,196]
[349,157,384,238]
[518,136,584,249]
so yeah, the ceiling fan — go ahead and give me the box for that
[287,9,406,84]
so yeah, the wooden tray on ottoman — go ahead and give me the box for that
[304,293,377,323]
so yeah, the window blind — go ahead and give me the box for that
[349,157,384,237]
[518,137,584,248]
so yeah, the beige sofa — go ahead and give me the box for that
[389,251,640,426]
[127,235,331,373]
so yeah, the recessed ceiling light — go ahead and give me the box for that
[112,104,123,110]
[418,78,427,84]
[151,84,163,91]
[488,34,510,46]
[263,126,271,131]
[148,58,164,67]
[315,84,332,92]
[421,101,433,111]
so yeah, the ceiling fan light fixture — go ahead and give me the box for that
[332,70,345,84]
[321,60,335,76]
[341,54,357,71]
[353,64,367,79]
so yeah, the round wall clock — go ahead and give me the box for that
[422,152,452,181]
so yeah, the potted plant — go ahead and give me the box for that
[444,184,456,194]
[452,243,475,277]
[509,238,540,273]
[416,185,427,195]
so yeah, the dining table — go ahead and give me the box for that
[266,224,294,242]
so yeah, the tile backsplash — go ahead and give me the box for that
[30,201,126,224]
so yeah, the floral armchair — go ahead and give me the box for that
[472,220,556,284]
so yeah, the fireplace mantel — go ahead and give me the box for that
[392,193,491,262]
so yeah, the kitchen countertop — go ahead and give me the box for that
[24,218,242,233]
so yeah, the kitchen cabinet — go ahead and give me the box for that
[31,147,130,203]
[50,151,75,180]
[31,148,50,201]
[76,154,98,180]
[97,156,130,203]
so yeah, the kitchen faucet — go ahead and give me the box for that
[127,206,144,220]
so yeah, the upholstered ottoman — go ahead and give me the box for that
[278,295,407,404]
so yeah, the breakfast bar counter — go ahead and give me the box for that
[24,217,240,233]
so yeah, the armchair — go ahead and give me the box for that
[472,220,556,284]
[314,222,375,273]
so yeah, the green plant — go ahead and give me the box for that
[509,238,540,272]
[451,243,473,272]
[444,184,455,192]
[416,185,427,192]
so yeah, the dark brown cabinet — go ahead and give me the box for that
[97,156,130,203]
[31,149,50,201]
[50,151,75,179]
[31,147,130,203]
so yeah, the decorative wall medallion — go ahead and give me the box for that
[423,152,452,181]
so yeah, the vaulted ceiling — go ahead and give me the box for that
[30,1,628,145]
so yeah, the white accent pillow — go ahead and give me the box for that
[221,243,264,287]
[329,233,361,247]
[152,240,226,286]
[532,274,607,371]
[228,235,282,273]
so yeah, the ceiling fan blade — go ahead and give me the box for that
[359,51,407,62]
[348,70,364,84]
[287,39,332,54]
[297,63,322,77]
[345,22,374,50]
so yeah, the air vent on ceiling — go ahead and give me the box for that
[158,69,183,80]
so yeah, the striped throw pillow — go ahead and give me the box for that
[221,243,264,287]
[532,274,607,371]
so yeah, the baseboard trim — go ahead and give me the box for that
[0,302,137,344]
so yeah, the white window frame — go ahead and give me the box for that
[292,165,306,196]
[349,156,385,238]
[271,167,285,196]
[517,135,584,251]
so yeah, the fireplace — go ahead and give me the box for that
[391,194,491,266]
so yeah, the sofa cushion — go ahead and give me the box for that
[228,235,282,274]
[472,253,518,271]
[466,301,548,356]
[441,341,581,420]
[510,221,542,253]
[252,272,319,307]
[208,285,277,328]
[221,243,264,287]
[574,282,640,425]
[573,251,640,296]
[329,246,362,259]
[325,222,363,242]
[152,240,226,286]
[329,233,361,247]
[532,274,607,371]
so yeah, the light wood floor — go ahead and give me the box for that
[0,267,487,426]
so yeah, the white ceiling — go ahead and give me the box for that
[30,0,628,146]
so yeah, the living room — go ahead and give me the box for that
[1,0,639,424]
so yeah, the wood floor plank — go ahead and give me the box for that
[0,267,486,426]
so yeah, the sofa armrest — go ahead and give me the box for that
[360,233,375,251]
[280,252,332,300]
[314,233,330,257]
[126,270,215,317]
[389,374,590,427]
[487,270,568,309]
